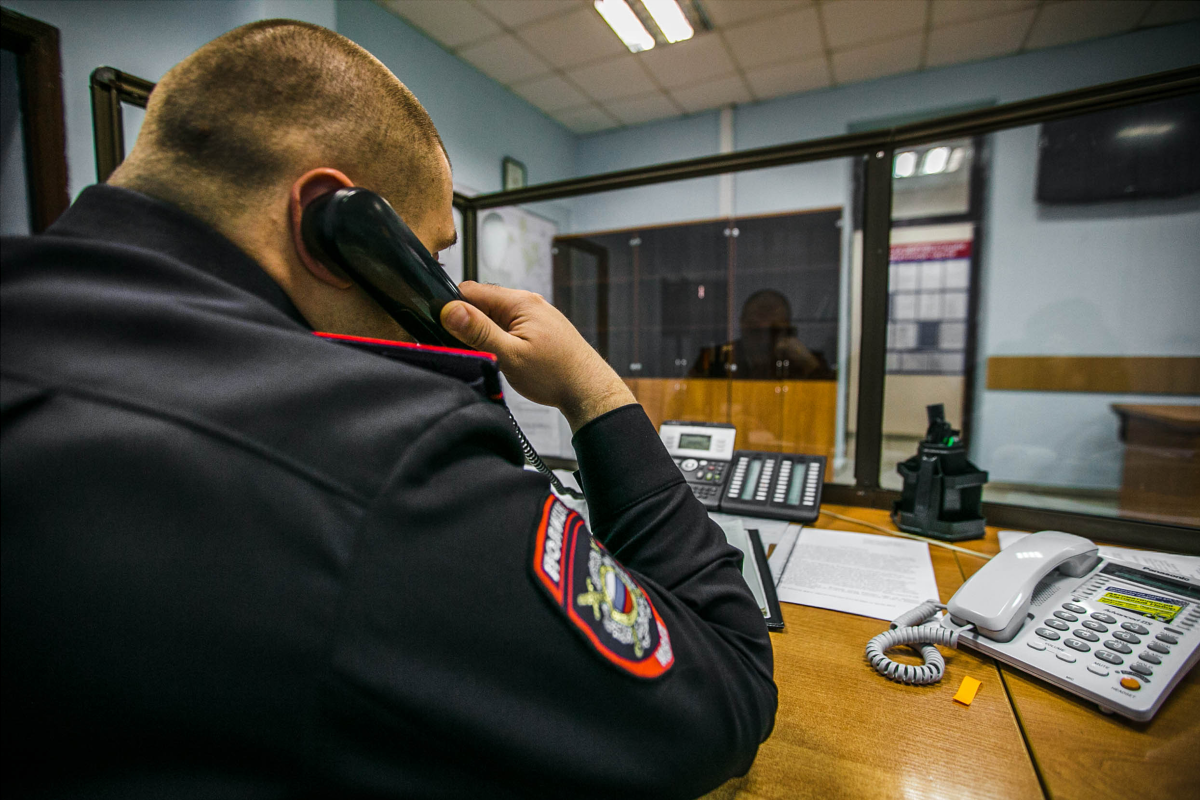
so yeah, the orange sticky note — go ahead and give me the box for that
[953,676,982,706]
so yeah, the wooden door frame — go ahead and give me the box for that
[1,7,68,232]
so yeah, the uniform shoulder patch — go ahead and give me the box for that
[530,495,674,678]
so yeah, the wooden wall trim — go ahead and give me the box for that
[986,356,1200,395]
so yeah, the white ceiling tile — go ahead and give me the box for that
[1024,0,1151,49]
[670,74,753,112]
[1140,0,1200,26]
[703,0,812,27]
[723,5,824,70]
[603,91,680,125]
[457,33,553,84]
[926,9,1035,67]
[510,73,590,111]
[638,32,736,89]
[931,0,1036,27]
[515,6,627,69]
[549,104,622,133]
[473,0,576,29]
[821,0,928,50]
[381,0,501,48]
[744,55,832,98]
[567,54,658,101]
[830,32,923,84]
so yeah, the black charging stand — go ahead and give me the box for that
[891,404,989,541]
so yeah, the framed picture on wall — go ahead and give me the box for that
[502,156,526,191]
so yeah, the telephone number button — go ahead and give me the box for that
[1072,629,1099,642]
[1043,619,1069,631]
[1035,628,1061,641]
[1103,640,1133,655]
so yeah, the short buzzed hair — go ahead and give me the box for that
[116,19,445,220]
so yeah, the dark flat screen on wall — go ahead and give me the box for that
[1036,93,1200,204]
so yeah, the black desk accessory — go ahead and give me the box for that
[892,404,988,541]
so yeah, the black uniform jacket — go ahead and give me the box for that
[1,186,776,799]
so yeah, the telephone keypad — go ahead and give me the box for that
[1064,638,1091,652]
[1044,619,1069,631]
[1072,629,1099,643]
[1063,602,1087,614]
[1121,622,1149,635]
[1147,641,1170,655]
[1053,610,1078,622]
[1082,619,1108,633]
[1104,640,1133,655]
[1091,612,1118,624]
[1035,628,1061,640]
[1095,650,1124,665]
[1112,630,1141,644]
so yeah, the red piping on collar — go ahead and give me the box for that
[313,332,498,363]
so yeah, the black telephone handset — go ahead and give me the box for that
[302,187,579,498]
[301,187,469,350]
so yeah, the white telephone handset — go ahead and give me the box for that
[948,531,1100,641]
[866,530,1200,721]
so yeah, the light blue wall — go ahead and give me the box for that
[572,21,1200,233]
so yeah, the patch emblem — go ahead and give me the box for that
[531,496,674,678]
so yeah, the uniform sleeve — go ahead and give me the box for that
[316,400,777,800]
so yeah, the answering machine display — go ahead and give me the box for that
[722,450,826,523]
[659,421,736,510]
[659,421,826,522]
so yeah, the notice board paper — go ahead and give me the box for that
[775,528,940,621]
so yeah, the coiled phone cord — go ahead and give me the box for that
[865,600,963,685]
[505,408,583,499]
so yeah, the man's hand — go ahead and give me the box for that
[440,282,636,432]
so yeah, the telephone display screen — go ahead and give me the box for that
[785,463,806,506]
[678,433,712,451]
[1097,587,1185,623]
[741,459,763,500]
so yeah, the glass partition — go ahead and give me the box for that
[491,158,860,481]
[881,93,1200,528]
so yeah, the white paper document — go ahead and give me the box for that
[998,530,1200,583]
[775,528,940,621]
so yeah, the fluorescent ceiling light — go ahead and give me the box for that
[1116,123,1175,139]
[921,146,951,175]
[893,151,917,178]
[642,0,694,43]
[946,147,965,173]
[595,0,655,53]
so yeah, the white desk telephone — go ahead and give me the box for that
[866,531,1200,721]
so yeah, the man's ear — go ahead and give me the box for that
[289,168,356,289]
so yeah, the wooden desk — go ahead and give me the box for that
[704,505,1200,799]
[1111,404,1200,527]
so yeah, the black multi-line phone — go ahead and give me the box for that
[301,187,572,494]
[659,421,826,522]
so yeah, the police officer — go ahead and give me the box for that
[1,19,776,799]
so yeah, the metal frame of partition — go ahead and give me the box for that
[456,65,1200,554]
[89,63,1200,551]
